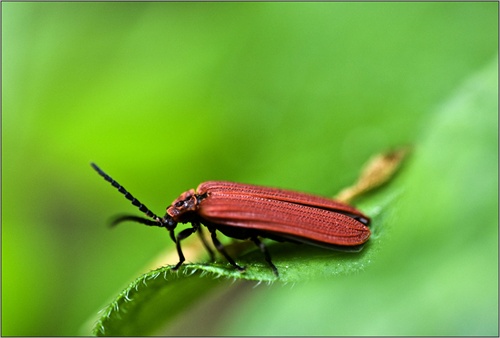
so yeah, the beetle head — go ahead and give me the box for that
[160,214,178,230]
[166,189,199,223]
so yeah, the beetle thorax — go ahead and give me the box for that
[166,189,200,222]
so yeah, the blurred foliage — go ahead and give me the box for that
[2,2,498,336]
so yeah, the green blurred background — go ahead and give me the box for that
[2,2,498,336]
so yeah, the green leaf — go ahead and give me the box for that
[94,243,386,336]
[92,226,384,335]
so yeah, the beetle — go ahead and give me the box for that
[91,163,370,276]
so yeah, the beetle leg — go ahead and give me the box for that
[208,228,245,272]
[194,223,215,262]
[172,228,196,270]
[251,237,279,277]
[169,229,176,243]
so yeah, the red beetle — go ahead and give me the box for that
[91,163,370,276]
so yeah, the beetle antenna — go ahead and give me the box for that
[110,215,160,227]
[91,163,161,223]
